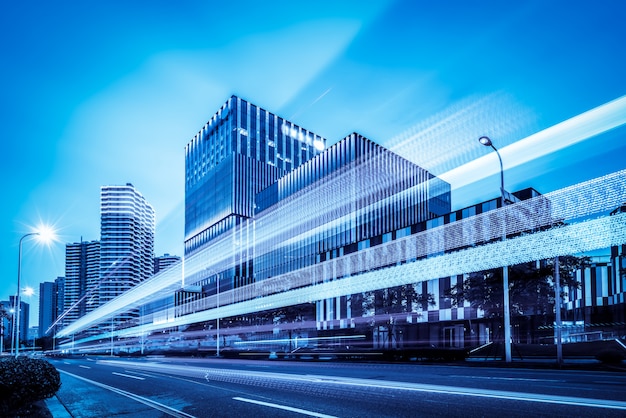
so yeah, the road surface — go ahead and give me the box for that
[48,356,626,417]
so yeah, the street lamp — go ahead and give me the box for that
[554,257,563,366]
[478,136,512,363]
[13,227,55,357]
[216,272,220,357]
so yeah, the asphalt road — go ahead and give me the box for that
[47,356,626,417]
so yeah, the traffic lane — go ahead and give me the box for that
[198,365,626,418]
[49,358,561,418]
[84,358,626,418]
[126,356,626,402]
[50,358,339,417]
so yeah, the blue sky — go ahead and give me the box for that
[1,0,625,327]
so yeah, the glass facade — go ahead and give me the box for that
[184,96,327,297]
[254,133,451,282]
[63,240,100,326]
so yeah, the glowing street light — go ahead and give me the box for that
[478,136,512,363]
[13,227,55,357]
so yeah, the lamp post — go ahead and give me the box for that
[554,257,563,365]
[216,272,220,357]
[478,136,512,363]
[13,226,55,357]
[14,232,40,357]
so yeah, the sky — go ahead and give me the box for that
[1,0,625,327]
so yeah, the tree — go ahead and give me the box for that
[446,256,590,340]
[360,284,435,348]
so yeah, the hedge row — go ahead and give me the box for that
[0,356,61,416]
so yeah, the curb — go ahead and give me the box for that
[44,395,72,418]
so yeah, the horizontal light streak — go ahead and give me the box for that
[146,170,626,319]
[387,93,534,174]
[233,335,366,346]
[93,361,626,412]
[61,211,626,347]
[57,156,435,337]
[322,377,626,411]
[439,95,626,189]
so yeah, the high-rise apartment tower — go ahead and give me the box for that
[99,184,155,319]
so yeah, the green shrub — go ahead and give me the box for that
[0,356,61,415]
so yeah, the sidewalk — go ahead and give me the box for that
[464,356,626,371]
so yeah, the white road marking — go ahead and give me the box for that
[125,370,159,378]
[233,397,337,418]
[112,372,145,380]
[79,365,91,369]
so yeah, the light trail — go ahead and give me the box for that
[387,92,535,175]
[56,154,438,337]
[438,94,626,190]
[93,361,626,412]
[55,94,626,340]
[315,376,626,411]
[60,210,626,347]
[57,168,626,341]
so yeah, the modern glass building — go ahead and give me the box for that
[184,95,327,293]
[178,111,455,347]
[255,132,450,271]
[38,280,61,338]
[247,133,451,330]
[99,183,155,326]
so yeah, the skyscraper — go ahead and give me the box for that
[99,183,155,325]
[185,95,326,255]
[55,276,64,327]
[8,296,29,349]
[39,281,57,338]
[154,253,181,274]
[63,240,100,326]
[184,95,327,295]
